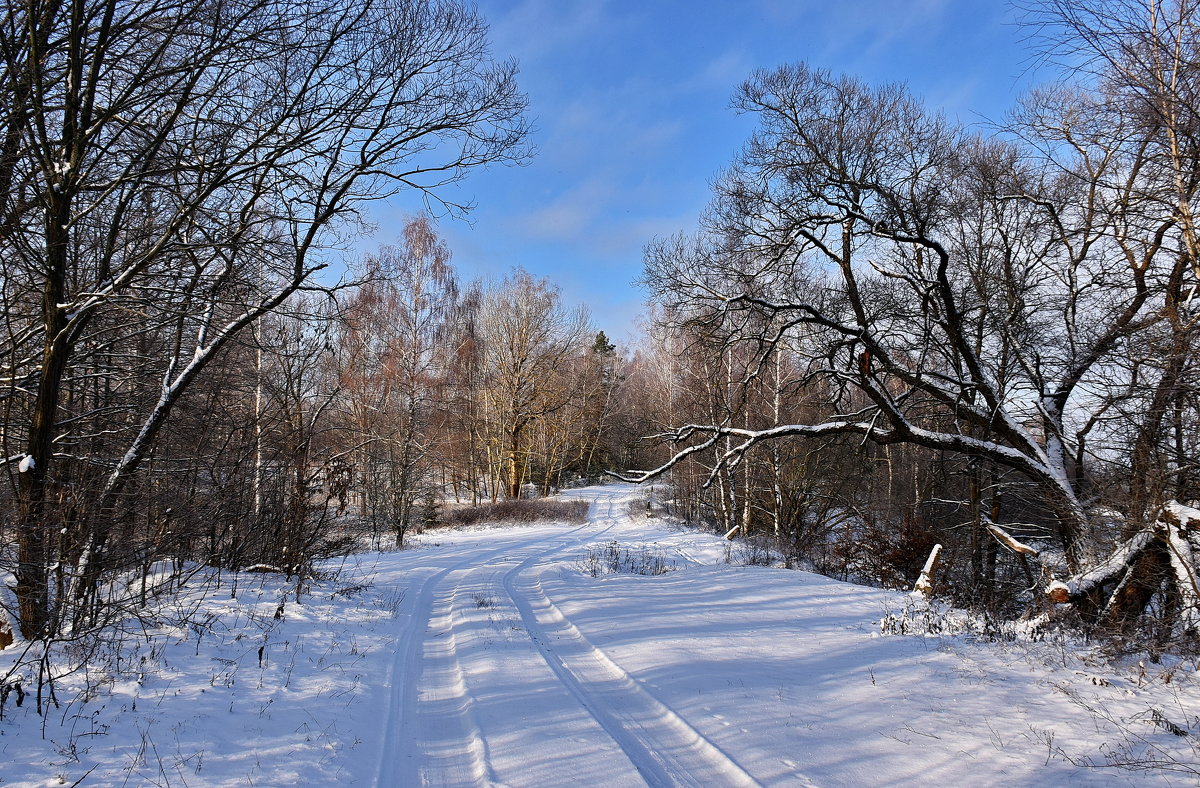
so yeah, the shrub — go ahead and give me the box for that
[436,498,589,528]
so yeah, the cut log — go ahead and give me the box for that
[1047,579,1071,605]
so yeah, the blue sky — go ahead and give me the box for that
[370,1,1039,344]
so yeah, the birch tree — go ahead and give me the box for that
[336,217,459,545]
[474,270,589,499]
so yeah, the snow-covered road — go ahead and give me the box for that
[4,483,1198,786]
[361,484,1200,787]
[374,486,758,787]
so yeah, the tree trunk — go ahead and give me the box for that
[15,189,73,638]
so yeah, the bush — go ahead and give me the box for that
[436,498,590,528]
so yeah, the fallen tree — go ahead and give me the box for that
[1049,503,1200,640]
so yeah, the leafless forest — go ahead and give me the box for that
[3,0,1200,686]
[632,0,1200,653]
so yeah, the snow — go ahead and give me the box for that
[1047,579,1072,603]
[1164,501,1200,525]
[910,542,941,598]
[2,483,1199,786]
[987,522,1040,556]
[17,454,33,473]
[1166,498,1200,527]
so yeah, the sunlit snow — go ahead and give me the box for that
[1,484,1197,786]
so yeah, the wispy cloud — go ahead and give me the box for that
[516,176,618,241]
[698,48,754,92]
[488,0,617,64]
[541,101,681,169]
[399,0,1036,331]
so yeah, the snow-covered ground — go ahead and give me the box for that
[3,483,1199,786]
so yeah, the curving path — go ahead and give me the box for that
[374,486,762,788]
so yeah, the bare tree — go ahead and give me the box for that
[1014,0,1200,630]
[0,0,528,638]
[473,270,589,499]
[335,217,459,545]
[633,48,1200,630]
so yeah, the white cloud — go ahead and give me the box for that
[487,0,616,63]
[695,48,755,93]
[516,176,619,240]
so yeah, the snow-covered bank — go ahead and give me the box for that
[2,484,1198,786]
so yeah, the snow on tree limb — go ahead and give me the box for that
[1160,503,1200,634]
[1160,501,1200,532]
[986,524,1040,556]
[617,413,1079,506]
[1047,529,1158,604]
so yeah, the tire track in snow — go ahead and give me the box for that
[501,543,761,787]
[375,545,503,787]
[375,521,605,787]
